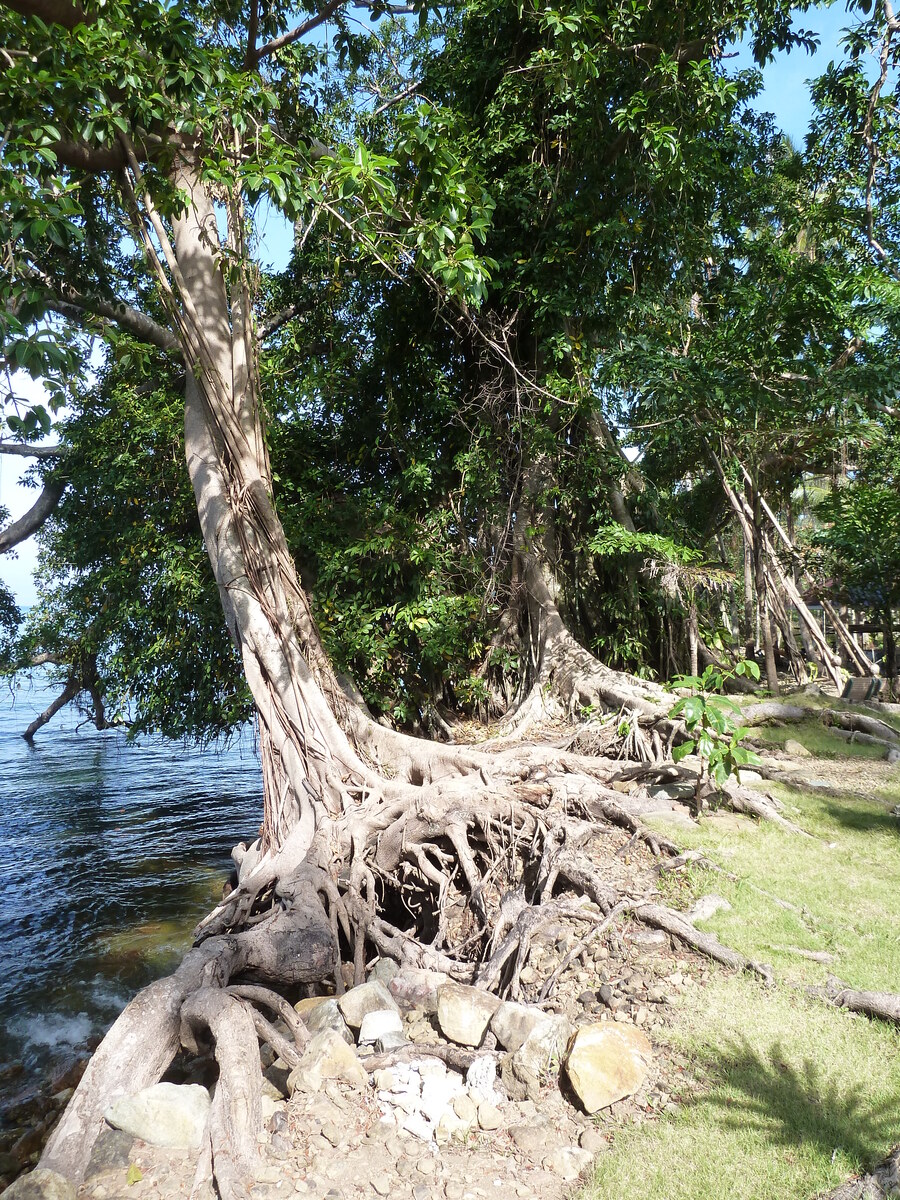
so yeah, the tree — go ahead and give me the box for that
[0,0,841,1192]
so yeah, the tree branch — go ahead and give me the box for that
[46,292,179,352]
[0,476,65,553]
[0,0,91,30]
[0,442,63,458]
[254,0,347,61]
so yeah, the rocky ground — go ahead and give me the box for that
[3,790,720,1200]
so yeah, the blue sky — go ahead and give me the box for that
[0,4,863,606]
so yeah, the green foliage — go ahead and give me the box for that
[12,351,252,741]
[669,661,761,787]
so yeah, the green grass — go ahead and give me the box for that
[583,761,900,1200]
[751,719,887,761]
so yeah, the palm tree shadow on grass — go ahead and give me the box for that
[685,1038,900,1170]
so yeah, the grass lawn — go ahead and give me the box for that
[582,750,900,1200]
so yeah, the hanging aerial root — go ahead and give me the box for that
[225,983,310,1051]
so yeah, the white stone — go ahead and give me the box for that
[465,1055,499,1099]
[401,1111,435,1141]
[104,1082,210,1150]
[358,1008,404,1044]
[688,894,732,923]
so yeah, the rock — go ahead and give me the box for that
[376,1031,408,1052]
[490,1002,559,1053]
[628,929,668,952]
[295,996,328,1018]
[476,1102,502,1131]
[579,1127,606,1153]
[452,1093,477,1125]
[288,1030,369,1094]
[419,1072,464,1125]
[389,969,450,1014]
[688,894,732,923]
[510,1125,552,1158]
[577,990,596,1008]
[400,1111,434,1141]
[358,1009,404,1045]
[104,1082,210,1149]
[436,983,501,1047]
[465,1055,500,1099]
[784,739,812,758]
[564,1024,653,1114]
[598,984,613,1006]
[369,957,400,985]
[888,748,900,765]
[338,981,399,1031]
[370,1174,393,1196]
[1,1169,77,1200]
[306,998,354,1045]
[509,1015,572,1076]
[543,1147,592,1181]
[84,1128,134,1180]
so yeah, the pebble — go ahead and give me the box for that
[598,984,613,1006]
[417,1157,437,1175]
[370,1176,392,1196]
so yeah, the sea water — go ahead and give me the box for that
[0,673,262,1117]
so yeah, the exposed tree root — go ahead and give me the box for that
[362,1044,495,1074]
[816,1144,900,1199]
[812,978,900,1025]
[632,903,774,982]
[39,732,781,1197]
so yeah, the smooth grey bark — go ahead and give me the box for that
[0,475,65,552]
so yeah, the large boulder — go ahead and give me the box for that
[104,1082,210,1149]
[1,1170,77,1200]
[287,1029,368,1094]
[337,981,399,1031]
[436,983,501,1047]
[563,1023,652,1114]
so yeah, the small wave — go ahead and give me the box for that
[9,1011,94,1050]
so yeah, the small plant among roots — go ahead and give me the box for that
[668,661,762,811]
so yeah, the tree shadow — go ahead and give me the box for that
[687,1037,900,1168]
[819,796,899,837]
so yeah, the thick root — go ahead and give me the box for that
[812,978,900,1025]
[816,1144,900,1199]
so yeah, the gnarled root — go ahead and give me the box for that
[41,743,779,1197]
[816,1144,900,1199]
[812,977,900,1025]
[181,988,262,1200]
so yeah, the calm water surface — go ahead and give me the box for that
[0,675,262,1117]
